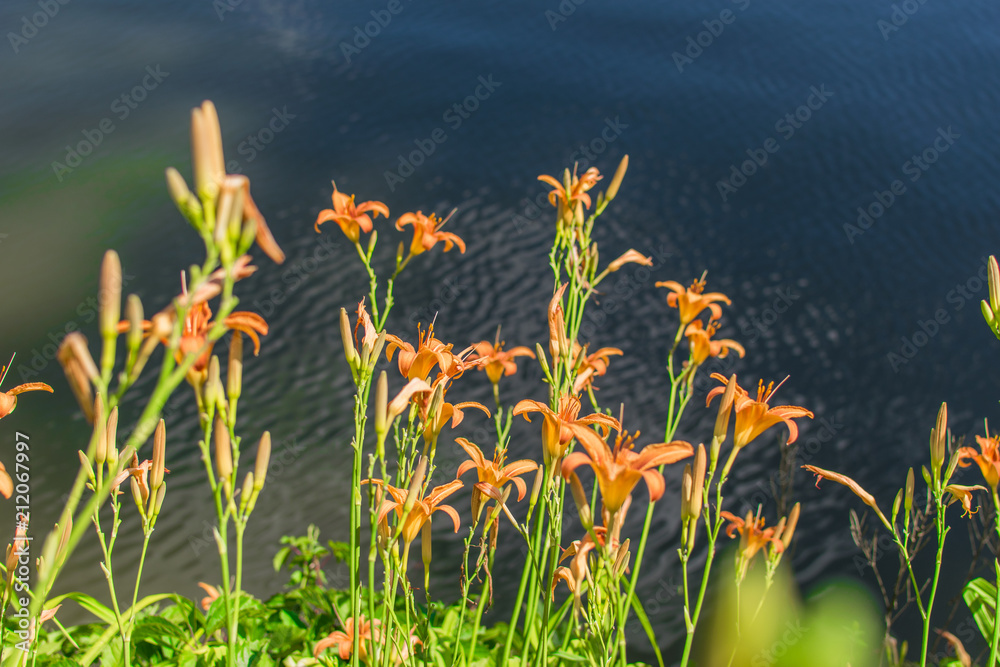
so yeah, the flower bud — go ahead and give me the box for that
[205,356,225,418]
[165,167,202,223]
[105,406,119,467]
[214,416,233,486]
[228,332,243,401]
[151,483,166,521]
[239,473,254,514]
[421,519,433,573]
[58,333,99,422]
[340,308,359,370]
[904,467,914,517]
[93,398,107,466]
[680,465,693,521]
[403,456,428,516]
[689,444,706,521]
[374,371,388,437]
[892,489,902,527]
[604,154,629,204]
[130,477,147,518]
[78,450,96,486]
[253,431,271,491]
[192,101,225,203]
[931,402,947,478]
[151,419,166,492]
[781,503,800,551]
[567,472,592,530]
[125,294,144,356]
[990,256,1000,314]
[529,466,544,510]
[713,375,737,445]
[99,250,122,340]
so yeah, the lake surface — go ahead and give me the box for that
[2,0,1000,662]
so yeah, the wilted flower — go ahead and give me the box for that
[945,484,987,517]
[314,181,389,243]
[197,582,220,611]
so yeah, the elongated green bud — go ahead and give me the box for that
[892,489,902,527]
[567,472,592,530]
[681,465,693,521]
[605,154,629,203]
[931,402,947,478]
[714,375,737,444]
[340,309,358,370]
[239,473,254,514]
[214,416,233,486]
[151,483,166,521]
[151,419,166,492]
[781,503,800,551]
[105,406,119,467]
[99,250,122,340]
[690,444,706,521]
[374,371,388,436]
[228,332,243,401]
[93,398,107,466]
[403,456,428,515]
[78,450,96,486]
[126,295,144,356]
[904,467,914,517]
[990,256,1000,314]
[254,431,271,491]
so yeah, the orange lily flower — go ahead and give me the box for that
[538,166,601,209]
[720,508,784,579]
[396,211,466,256]
[957,428,1000,490]
[706,374,813,450]
[684,320,745,366]
[468,338,535,387]
[562,426,692,515]
[571,343,622,394]
[945,484,986,517]
[513,395,620,466]
[385,324,463,382]
[177,301,268,373]
[375,479,465,547]
[314,181,389,243]
[0,379,52,422]
[455,438,538,520]
[314,615,380,661]
[197,582,220,611]
[656,277,731,326]
[421,398,490,448]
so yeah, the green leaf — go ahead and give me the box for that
[131,616,188,645]
[45,592,117,625]
[963,576,997,641]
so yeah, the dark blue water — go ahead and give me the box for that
[2,0,1000,662]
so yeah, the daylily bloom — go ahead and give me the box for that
[945,484,987,517]
[197,582,220,611]
[385,324,463,382]
[513,395,620,466]
[706,374,813,450]
[395,211,466,256]
[455,438,538,520]
[571,343,622,394]
[420,397,490,448]
[656,277,731,326]
[554,527,630,615]
[314,615,380,661]
[957,428,1000,490]
[684,320,745,366]
[375,479,465,547]
[548,284,569,359]
[720,508,784,579]
[314,181,389,243]
[468,338,535,387]
[538,166,602,225]
[562,426,692,515]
